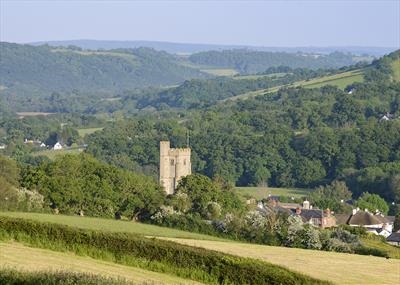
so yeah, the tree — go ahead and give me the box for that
[355,192,389,215]
[309,180,352,213]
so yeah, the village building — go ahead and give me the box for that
[336,209,394,237]
[53,142,63,150]
[159,141,191,195]
[264,198,336,228]
[386,231,400,246]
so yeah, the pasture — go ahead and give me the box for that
[77,127,104,137]
[0,212,222,241]
[235,186,311,200]
[225,69,364,101]
[1,212,398,284]
[0,242,202,285]
[200,68,238,76]
[164,238,400,285]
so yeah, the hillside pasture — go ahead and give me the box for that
[235,186,311,200]
[0,212,222,241]
[77,127,104,137]
[226,69,364,101]
[200,68,238,76]
[163,238,400,285]
[0,242,202,285]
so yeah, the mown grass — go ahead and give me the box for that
[164,238,400,285]
[0,216,330,285]
[77,127,104,137]
[0,242,201,285]
[360,237,400,259]
[235,186,311,200]
[0,267,135,285]
[0,212,222,240]
[200,68,238,76]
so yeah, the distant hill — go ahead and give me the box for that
[188,50,362,74]
[30,39,396,56]
[0,42,207,97]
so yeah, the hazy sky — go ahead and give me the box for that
[1,0,399,47]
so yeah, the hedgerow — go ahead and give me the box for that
[0,216,331,285]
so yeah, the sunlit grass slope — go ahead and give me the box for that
[0,212,222,241]
[163,238,400,285]
[0,242,203,285]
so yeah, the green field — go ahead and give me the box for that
[77,127,104,137]
[225,69,364,101]
[31,148,83,160]
[200,68,238,76]
[0,212,222,241]
[0,242,202,285]
[164,238,400,285]
[2,212,399,285]
[235,186,311,200]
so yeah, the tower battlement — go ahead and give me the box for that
[159,141,191,195]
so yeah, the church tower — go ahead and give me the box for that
[159,141,191,195]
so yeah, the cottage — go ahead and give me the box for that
[293,207,336,228]
[53,142,63,150]
[337,209,393,237]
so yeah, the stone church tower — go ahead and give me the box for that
[159,141,191,195]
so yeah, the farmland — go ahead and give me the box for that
[1,212,399,285]
[0,242,202,285]
[163,238,400,285]
[234,186,311,200]
[0,212,222,240]
[225,69,364,101]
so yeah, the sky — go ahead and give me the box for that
[0,0,399,47]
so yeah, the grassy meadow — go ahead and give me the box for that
[163,238,400,285]
[225,69,364,101]
[0,212,222,240]
[1,212,398,284]
[77,127,104,137]
[200,68,238,76]
[235,186,311,200]
[0,242,202,285]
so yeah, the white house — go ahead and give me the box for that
[53,142,63,150]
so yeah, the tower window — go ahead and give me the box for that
[170,159,174,166]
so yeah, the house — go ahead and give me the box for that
[40,143,46,148]
[292,207,336,228]
[53,142,63,150]
[265,199,336,228]
[337,208,393,236]
[0,144,6,150]
[379,112,396,122]
[386,231,400,246]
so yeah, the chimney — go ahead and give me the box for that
[324,208,331,217]
[352,208,357,215]
[303,200,310,210]
[296,207,301,215]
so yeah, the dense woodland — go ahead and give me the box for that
[0,47,399,250]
